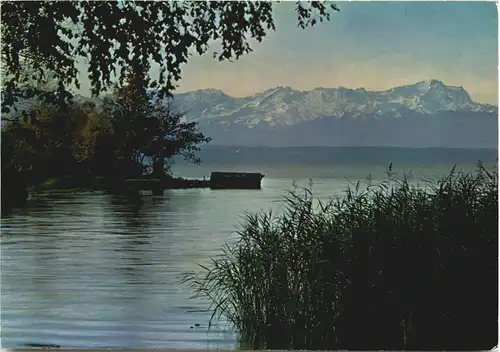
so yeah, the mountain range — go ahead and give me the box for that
[6,79,498,149]
[172,79,496,125]
[167,79,497,149]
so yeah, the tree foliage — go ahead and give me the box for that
[1,1,339,111]
[2,101,95,182]
[101,68,212,177]
[2,69,210,188]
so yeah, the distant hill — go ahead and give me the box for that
[173,146,498,166]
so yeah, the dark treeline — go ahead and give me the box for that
[1,69,210,209]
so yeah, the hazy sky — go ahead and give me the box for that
[78,1,498,104]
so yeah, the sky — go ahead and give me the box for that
[77,1,498,105]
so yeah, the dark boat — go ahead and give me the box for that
[210,172,265,189]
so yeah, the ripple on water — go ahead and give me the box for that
[2,166,466,349]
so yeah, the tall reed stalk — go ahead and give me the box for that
[183,163,498,350]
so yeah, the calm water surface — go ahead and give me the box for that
[0,163,484,349]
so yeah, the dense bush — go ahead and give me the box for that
[183,164,498,350]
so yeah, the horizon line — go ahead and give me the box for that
[200,145,499,151]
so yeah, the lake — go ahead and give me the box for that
[0,162,489,349]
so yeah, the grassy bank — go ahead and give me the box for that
[183,164,498,350]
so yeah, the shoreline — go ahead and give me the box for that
[28,172,265,193]
[29,175,212,192]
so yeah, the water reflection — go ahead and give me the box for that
[1,164,485,349]
[2,189,240,349]
[109,194,156,283]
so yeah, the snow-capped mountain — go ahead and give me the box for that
[3,80,497,149]
[166,80,497,149]
[170,79,497,128]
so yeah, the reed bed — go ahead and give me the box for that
[182,163,498,350]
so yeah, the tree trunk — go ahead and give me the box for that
[152,154,165,178]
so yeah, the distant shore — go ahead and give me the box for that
[170,145,498,166]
